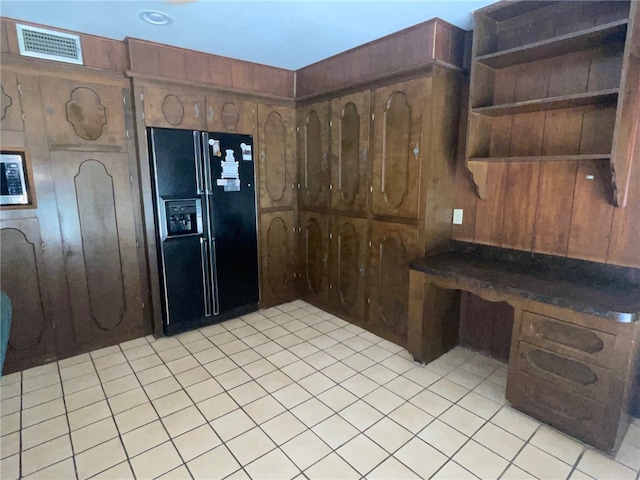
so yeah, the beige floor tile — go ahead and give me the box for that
[241,333,271,349]
[624,423,640,447]
[23,373,59,394]
[68,400,112,431]
[129,441,182,480]
[1,431,20,458]
[71,417,119,454]
[204,357,239,378]
[228,380,268,406]
[185,338,215,354]
[122,419,170,457]
[162,404,206,438]
[289,342,320,359]
[22,383,63,409]
[143,376,182,400]
[22,414,69,450]
[490,406,539,441]
[342,336,374,353]
[62,372,101,396]
[226,427,277,465]
[263,326,290,341]
[218,339,250,356]
[439,404,485,436]
[380,354,415,374]
[306,351,338,370]
[262,411,308,445]
[291,397,334,428]
[395,437,448,479]
[197,391,238,421]
[24,458,77,479]
[21,435,73,477]
[281,430,332,470]
[175,366,210,388]
[317,385,357,412]
[22,398,66,428]
[90,461,134,479]
[367,456,421,479]
[576,448,637,480]
[1,453,19,480]
[90,345,121,359]
[243,394,286,424]
[136,364,172,386]
[431,460,478,479]
[23,363,58,379]
[119,337,148,350]
[418,419,468,457]
[282,359,316,381]
[339,400,384,431]
[65,384,104,410]
[473,379,507,404]
[0,381,21,400]
[97,363,133,384]
[123,344,155,361]
[530,425,584,465]
[102,375,140,398]
[152,390,193,417]
[187,444,241,480]
[403,366,441,388]
[363,387,404,415]
[336,433,389,475]
[176,329,206,345]
[472,422,524,460]
[388,401,434,434]
[308,335,338,351]
[245,448,301,480]
[364,418,412,455]
[129,353,163,373]
[500,464,537,479]
[60,361,95,381]
[229,348,261,367]
[453,440,509,480]
[1,396,20,416]
[93,352,127,371]
[457,391,502,420]
[513,444,572,480]
[1,412,20,435]
[113,402,158,434]
[173,424,221,462]
[615,441,640,470]
[157,464,192,480]
[242,358,278,379]
[304,452,360,479]
[361,364,397,385]
[210,408,256,441]
[158,345,191,363]
[1,371,22,385]
[409,389,452,417]
[361,345,393,362]
[256,370,294,393]
[185,378,223,403]
[272,383,312,409]
[107,387,148,415]
[384,376,422,400]
[446,368,484,389]
[428,378,469,402]
[338,373,377,398]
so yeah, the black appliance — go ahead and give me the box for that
[148,127,259,335]
[1,152,30,206]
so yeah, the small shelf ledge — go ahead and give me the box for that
[468,154,611,164]
[471,90,619,117]
[476,20,628,69]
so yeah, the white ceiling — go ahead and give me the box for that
[1,0,494,70]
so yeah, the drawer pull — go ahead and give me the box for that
[525,349,598,386]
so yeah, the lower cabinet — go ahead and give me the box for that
[368,220,418,347]
[259,210,297,307]
[298,211,329,306]
[329,215,368,326]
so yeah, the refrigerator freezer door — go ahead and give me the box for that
[205,132,260,313]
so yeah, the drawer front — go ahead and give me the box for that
[521,311,616,368]
[507,370,614,452]
[516,342,612,402]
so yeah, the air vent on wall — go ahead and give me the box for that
[16,24,83,65]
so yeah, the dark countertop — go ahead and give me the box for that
[410,242,640,323]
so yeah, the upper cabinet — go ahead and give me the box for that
[465,0,639,207]
[205,95,255,135]
[371,78,428,219]
[297,101,330,210]
[142,86,205,130]
[330,91,371,216]
[256,103,296,209]
[0,70,23,133]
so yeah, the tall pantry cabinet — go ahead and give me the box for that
[296,66,463,348]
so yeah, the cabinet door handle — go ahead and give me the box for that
[413,143,420,159]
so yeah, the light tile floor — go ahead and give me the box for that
[1,300,639,480]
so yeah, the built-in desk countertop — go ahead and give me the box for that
[407,242,640,453]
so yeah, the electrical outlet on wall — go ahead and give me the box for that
[453,209,463,225]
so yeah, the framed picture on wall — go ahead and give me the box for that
[0,149,35,208]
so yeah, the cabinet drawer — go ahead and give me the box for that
[521,311,616,368]
[516,342,612,402]
[507,370,613,452]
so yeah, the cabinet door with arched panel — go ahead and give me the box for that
[330,91,370,215]
[142,86,205,130]
[371,78,428,219]
[297,102,330,210]
[298,211,329,305]
[368,220,418,347]
[259,211,296,307]
[0,70,24,133]
[257,104,296,209]
[51,151,146,347]
[206,95,256,135]
[329,215,369,326]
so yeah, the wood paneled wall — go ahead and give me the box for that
[295,19,466,100]
[127,39,295,100]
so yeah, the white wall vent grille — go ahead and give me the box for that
[16,24,83,65]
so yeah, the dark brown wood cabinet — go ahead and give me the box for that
[298,211,329,305]
[205,94,255,135]
[142,86,205,130]
[297,101,330,210]
[0,70,24,133]
[259,210,297,307]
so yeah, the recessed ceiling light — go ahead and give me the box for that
[139,10,172,26]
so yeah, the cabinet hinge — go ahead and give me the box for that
[329,120,333,127]
[140,93,144,102]
[41,241,45,252]
[370,185,373,192]
[296,126,300,132]
[130,175,134,183]
[126,130,130,139]
[141,112,145,119]
[329,233,333,239]
[142,302,145,309]
[136,240,140,247]
[329,284,333,289]
[123,96,127,105]
[367,298,371,304]
[17,83,22,94]
[369,240,372,247]
[329,184,333,190]
[371,113,375,121]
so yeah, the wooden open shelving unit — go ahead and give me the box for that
[465,0,640,206]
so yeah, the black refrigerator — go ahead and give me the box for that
[148,127,259,335]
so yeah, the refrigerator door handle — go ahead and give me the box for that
[210,237,220,316]
[194,131,204,194]
[200,237,212,317]
[202,132,213,194]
